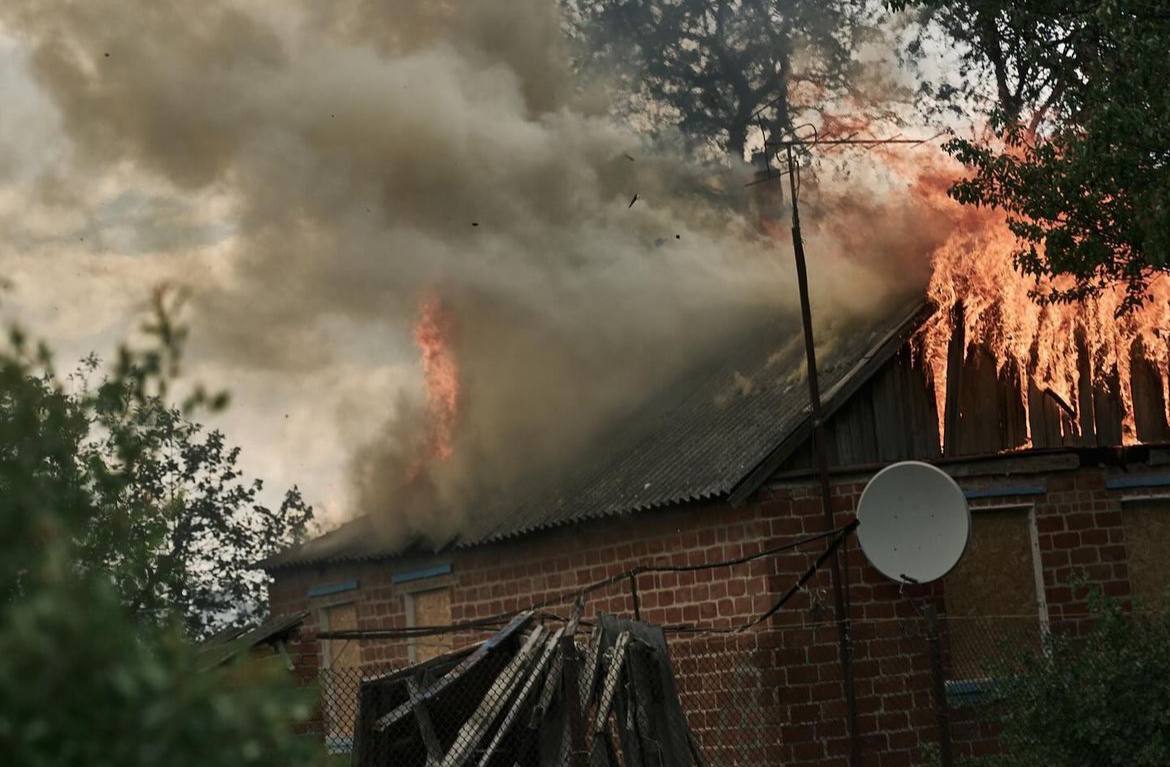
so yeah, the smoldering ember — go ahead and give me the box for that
[3,2,1170,767]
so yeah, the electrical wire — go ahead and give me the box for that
[316,520,857,640]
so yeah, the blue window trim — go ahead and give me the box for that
[964,483,1046,500]
[945,677,1001,707]
[392,562,452,584]
[324,734,352,754]
[306,579,359,598]
[1104,472,1170,490]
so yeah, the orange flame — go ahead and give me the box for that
[914,171,1170,450]
[413,291,460,462]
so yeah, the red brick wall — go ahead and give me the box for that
[267,462,1168,766]
[1035,471,1133,619]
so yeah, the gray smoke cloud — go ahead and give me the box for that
[1,0,929,547]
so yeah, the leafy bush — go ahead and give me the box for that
[0,572,321,767]
[975,591,1170,767]
[0,299,321,765]
[1,331,312,638]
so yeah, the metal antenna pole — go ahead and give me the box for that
[784,142,860,767]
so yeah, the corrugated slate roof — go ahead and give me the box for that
[263,301,927,570]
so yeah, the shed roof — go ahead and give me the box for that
[195,611,307,671]
[263,300,929,570]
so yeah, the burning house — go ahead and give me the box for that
[5,0,1167,762]
[265,271,1170,765]
[240,9,1170,764]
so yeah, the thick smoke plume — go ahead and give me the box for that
[2,0,935,547]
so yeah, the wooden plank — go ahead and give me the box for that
[833,394,859,466]
[529,648,564,728]
[578,625,603,711]
[907,350,942,459]
[407,677,443,767]
[943,302,966,457]
[590,632,630,736]
[610,619,697,767]
[825,384,884,468]
[1000,358,1030,450]
[476,628,564,767]
[441,626,547,767]
[1120,499,1170,612]
[1026,362,1085,447]
[887,355,914,460]
[562,598,585,767]
[1076,330,1098,444]
[821,415,842,467]
[943,451,1080,478]
[413,588,454,663]
[864,372,888,461]
[779,441,813,473]
[769,448,1081,486]
[1027,380,1061,450]
[1131,346,1170,443]
[853,384,881,464]
[1093,364,1125,447]
[955,347,1002,456]
[875,354,907,461]
[353,641,476,692]
[375,611,534,732]
[625,644,660,765]
[1150,449,1170,466]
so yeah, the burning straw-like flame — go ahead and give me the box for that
[413,291,461,463]
[914,173,1170,449]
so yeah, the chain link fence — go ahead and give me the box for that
[297,610,1105,766]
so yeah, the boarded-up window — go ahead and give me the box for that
[321,602,360,751]
[1123,498,1170,610]
[944,507,1042,679]
[408,587,453,663]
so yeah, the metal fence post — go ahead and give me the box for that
[562,631,587,767]
[925,605,954,767]
[562,597,588,767]
[629,573,642,621]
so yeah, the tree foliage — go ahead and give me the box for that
[76,392,313,638]
[566,0,891,161]
[895,0,1170,310]
[0,299,321,765]
[0,572,321,767]
[0,291,313,638]
[975,590,1170,767]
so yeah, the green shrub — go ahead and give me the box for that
[975,591,1170,767]
[0,304,322,766]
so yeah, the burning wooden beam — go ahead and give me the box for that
[942,301,965,457]
[1042,387,1077,420]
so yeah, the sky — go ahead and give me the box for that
[0,28,417,525]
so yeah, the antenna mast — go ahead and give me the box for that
[756,120,861,767]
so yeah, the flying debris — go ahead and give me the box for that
[622,153,635,162]
[627,194,638,209]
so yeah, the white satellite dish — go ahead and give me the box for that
[856,461,970,584]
